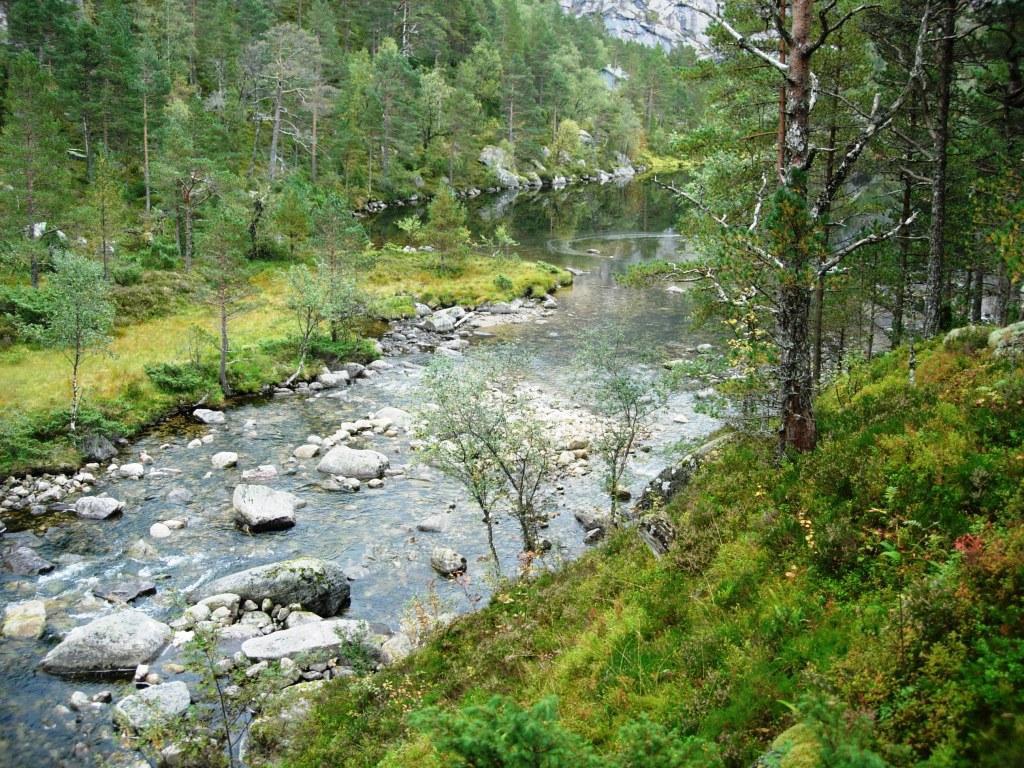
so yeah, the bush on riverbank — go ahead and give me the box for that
[273,341,1024,768]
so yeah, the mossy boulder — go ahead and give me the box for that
[771,723,821,768]
[988,320,1024,358]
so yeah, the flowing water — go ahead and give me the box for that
[0,178,721,767]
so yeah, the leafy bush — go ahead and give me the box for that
[494,274,514,292]
[111,262,144,286]
[144,361,218,397]
[411,696,604,768]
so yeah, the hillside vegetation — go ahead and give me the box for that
[267,339,1023,768]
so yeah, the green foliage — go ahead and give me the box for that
[411,696,604,768]
[144,362,218,398]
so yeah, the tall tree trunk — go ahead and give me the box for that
[311,83,320,183]
[777,0,817,453]
[893,173,913,344]
[776,0,788,177]
[183,202,194,272]
[143,92,152,213]
[923,0,956,336]
[971,264,984,322]
[994,260,1011,325]
[219,297,231,396]
[269,82,283,181]
[70,346,82,432]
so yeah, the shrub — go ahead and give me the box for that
[111,262,144,286]
[145,362,218,397]
[494,274,514,292]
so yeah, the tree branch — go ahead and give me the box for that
[818,211,919,275]
[678,2,791,77]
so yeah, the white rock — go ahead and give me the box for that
[149,523,172,539]
[231,485,301,532]
[193,409,225,424]
[119,463,145,480]
[293,444,320,459]
[211,452,238,469]
[316,445,389,480]
[75,496,124,520]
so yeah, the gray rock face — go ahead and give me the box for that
[41,610,171,676]
[241,618,371,661]
[430,547,467,577]
[113,681,190,731]
[232,484,301,532]
[75,496,124,520]
[194,558,350,617]
[557,0,714,52]
[316,445,389,480]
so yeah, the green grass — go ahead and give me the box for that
[267,341,1024,768]
[0,250,570,475]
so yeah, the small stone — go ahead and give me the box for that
[149,522,172,539]
[211,452,238,469]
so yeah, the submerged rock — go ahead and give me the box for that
[194,557,350,617]
[95,579,156,604]
[316,445,389,480]
[2,599,47,639]
[2,545,54,575]
[231,484,302,532]
[41,610,171,676]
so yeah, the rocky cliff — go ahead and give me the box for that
[558,0,715,52]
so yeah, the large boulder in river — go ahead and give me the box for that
[241,618,373,661]
[194,557,350,617]
[317,445,389,480]
[40,609,171,676]
[75,496,124,520]
[232,484,302,532]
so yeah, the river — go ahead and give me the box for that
[0,178,721,767]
